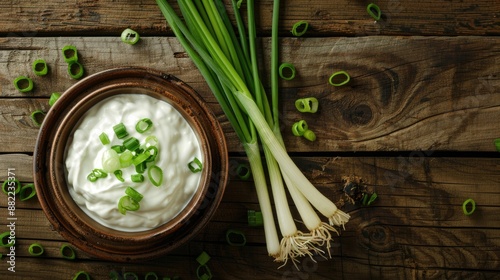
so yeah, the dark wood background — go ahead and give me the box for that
[0,0,499,279]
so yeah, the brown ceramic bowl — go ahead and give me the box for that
[34,67,228,262]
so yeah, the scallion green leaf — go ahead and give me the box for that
[111,145,125,153]
[13,75,34,93]
[225,229,247,246]
[121,28,141,45]
[118,195,140,215]
[278,62,296,80]
[291,20,309,36]
[67,61,84,79]
[60,244,76,260]
[135,118,153,133]
[99,132,110,145]
[236,163,251,180]
[2,179,21,195]
[62,45,79,63]
[32,59,49,76]
[125,186,144,202]
[303,129,317,141]
[131,174,145,183]
[367,3,382,21]
[73,271,90,280]
[28,243,44,256]
[145,146,159,162]
[0,231,14,247]
[49,92,61,106]
[135,162,147,174]
[19,183,36,201]
[247,210,263,227]
[462,198,476,216]
[132,153,149,166]
[30,110,46,127]
[295,97,318,113]
[329,70,350,86]
[196,251,211,266]
[123,137,140,151]
[113,122,129,139]
[291,120,308,137]
[145,272,159,280]
[188,157,203,173]
[148,165,163,186]
[114,170,125,182]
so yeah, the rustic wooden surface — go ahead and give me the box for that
[1,0,499,279]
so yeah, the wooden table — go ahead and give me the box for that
[1,0,499,279]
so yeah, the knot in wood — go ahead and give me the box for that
[343,104,373,126]
[360,224,395,252]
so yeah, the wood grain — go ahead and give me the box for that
[1,36,499,153]
[1,155,499,278]
[0,0,498,37]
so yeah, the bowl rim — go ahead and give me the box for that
[33,66,228,262]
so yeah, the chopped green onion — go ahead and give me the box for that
[145,272,159,280]
[67,61,84,79]
[295,97,318,113]
[248,210,263,227]
[329,70,350,86]
[135,118,153,133]
[2,179,21,195]
[188,157,203,173]
[291,20,309,36]
[196,265,212,280]
[73,271,90,280]
[462,198,476,216]
[30,110,46,127]
[236,163,251,180]
[362,192,378,206]
[121,28,141,45]
[123,272,139,280]
[92,168,108,178]
[114,170,125,182]
[28,243,44,256]
[60,244,76,260]
[32,59,49,76]
[291,120,308,137]
[303,129,317,141]
[145,146,159,162]
[148,165,163,186]
[132,153,149,166]
[494,138,500,151]
[144,135,159,148]
[278,63,296,80]
[136,162,147,174]
[125,186,144,203]
[123,137,140,151]
[225,229,247,246]
[0,231,14,247]
[49,92,61,106]
[119,150,134,168]
[113,123,129,139]
[109,271,120,280]
[131,174,145,183]
[111,145,125,153]
[62,45,79,63]
[87,172,97,182]
[118,195,140,215]
[102,149,121,173]
[99,132,110,145]
[13,75,34,92]
[196,251,211,266]
[367,3,382,21]
[19,183,36,201]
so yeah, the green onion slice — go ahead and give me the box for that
[292,120,308,137]
[196,264,212,280]
[248,210,263,227]
[278,63,296,80]
[131,174,145,183]
[73,271,90,280]
[109,271,120,280]
[121,28,141,45]
[118,195,140,215]
[111,145,125,154]
[0,231,14,247]
[303,129,317,141]
[125,186,143,203]
[462,198,476,216]
[148,165,163,186]
[99,132,110,145]
[62,45,79,63]
[67,61,84,79]
[123,137,140,151]
[132,153,149,166]
[49,92,61,106]
[93,168,108,178]
[329,71,351,86]
[28,243,44,256]
[119,150,134,168]
[291,20,309,36]
[145,146,159,162]
[32,59,48,76]
[123,272,139,280]
[60,244,76,260]
[114,170,125,182]
[144,135,159,148]
[494,138,500,152]
[30,110,46,127]
[196,251,211,266]
[13,76,34,93]
[236,163,251,180]
[295,97,319,113]
[135,118,153,133]
[367,3,382,21]
[145,272,159,280]
[113,123,129,139]
[188,157,203,173]
[19,183,36,201]
[135,162,147,174]
[2,179,21,195]
[87,172,98,182]
[226,229,247,246]
[102,149,121,173]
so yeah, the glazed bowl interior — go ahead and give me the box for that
[34,67,228,262]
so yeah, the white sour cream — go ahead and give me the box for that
[65,94,203,232]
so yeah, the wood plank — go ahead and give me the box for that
[0,0,498,36]
[1,36,500,152]
[1,156,499,276]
